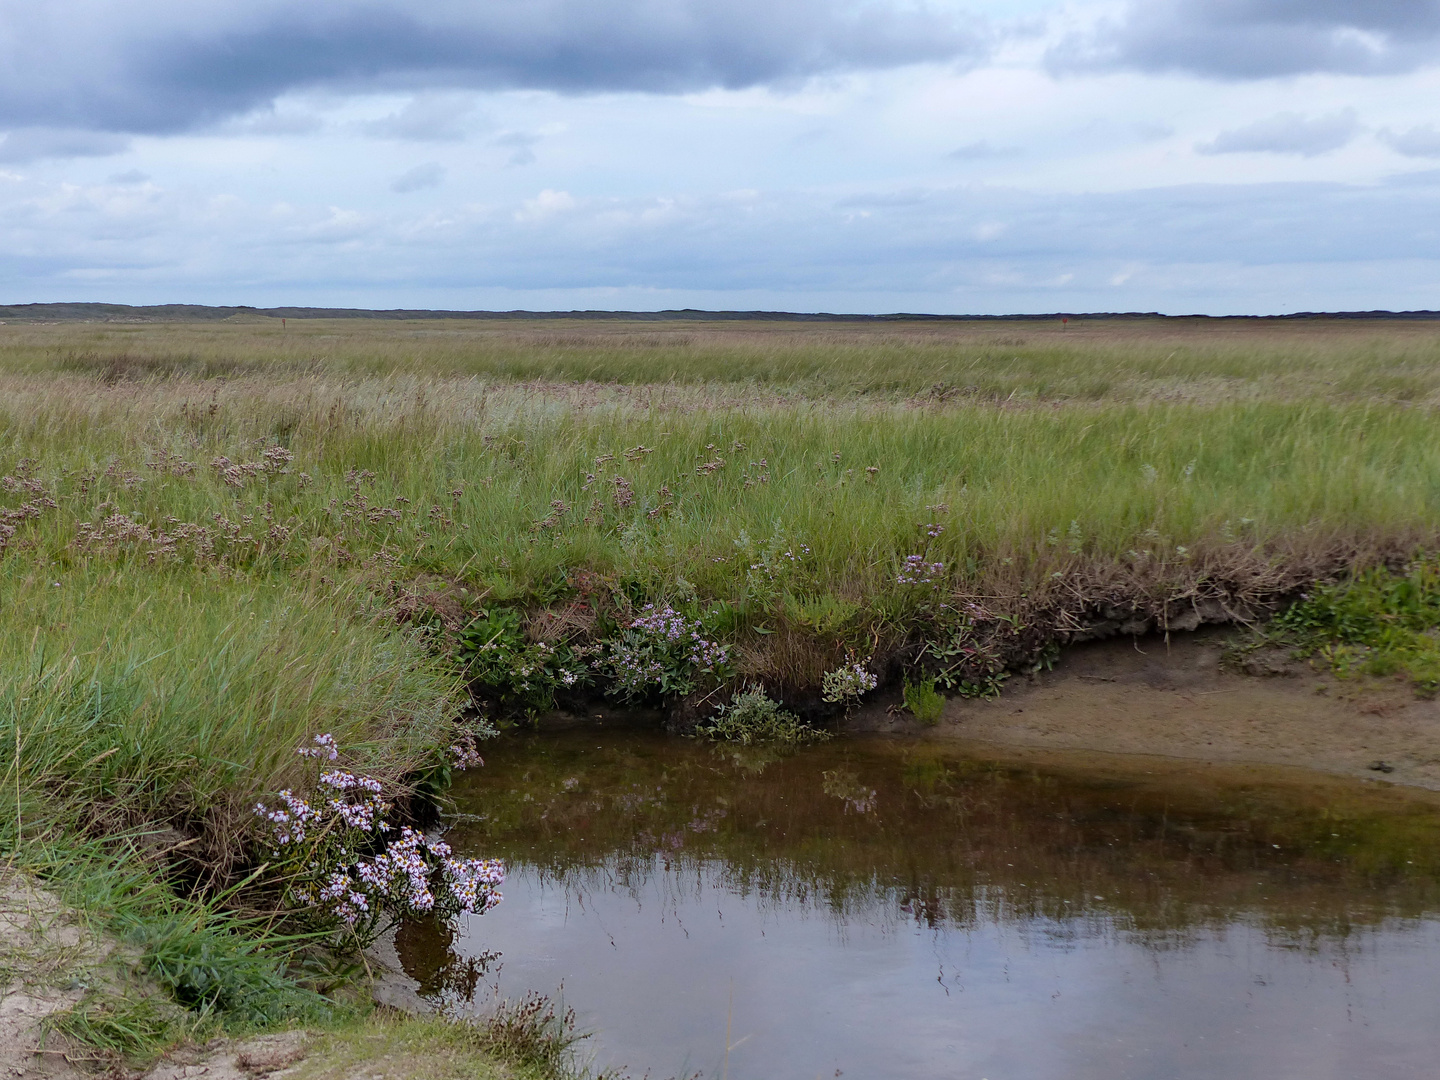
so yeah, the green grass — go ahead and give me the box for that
[14,834,343,1066]
[4,317,1440,1066]
[1265,556,1440,694]
[5,325,1439,844]
[1,565,464,860]
[5,315,1440,403]
[901,677,945,725]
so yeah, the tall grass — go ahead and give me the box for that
[2,375,1435,598]
[0,565,464,864]
[3,316,1440,402]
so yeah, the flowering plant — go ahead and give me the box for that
[897,554,946,587]
[254,734,503,946]
[457,607,588,715]
[821,657,878,705]
[734,529,813,602]
[600,604,731,701]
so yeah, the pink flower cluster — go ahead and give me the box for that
[352,828,505,917]
[355,827,438,912]
[256,734,504,934]
[445,856,506,914]
[629,604,729,669]
[320,769,384,794]
[450,733,485,770]
[254,789,320,846]
[318,871,371,926]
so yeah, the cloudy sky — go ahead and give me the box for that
[3,0,1440,314]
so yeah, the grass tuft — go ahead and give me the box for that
[1266,557,1440,695]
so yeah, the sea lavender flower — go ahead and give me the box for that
[821,662,878,704]
[897,554,946,586]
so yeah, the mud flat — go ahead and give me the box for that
[865,629,1440,790]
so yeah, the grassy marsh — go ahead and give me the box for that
[4,315,1440,1063]
[6,315,1440,401]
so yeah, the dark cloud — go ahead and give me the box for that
[0,1,989,135]
[0,127,130,163]
[390,162,445,193]
[1050,1,1440,79]
[1196,110,1361,156]
[1382,124,1440,157]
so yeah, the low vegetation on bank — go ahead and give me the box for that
[4,315,1440,1068]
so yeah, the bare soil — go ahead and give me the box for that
[852,629,1440,790]
[0,875,494,1080]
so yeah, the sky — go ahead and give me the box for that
[2,1,1440,315]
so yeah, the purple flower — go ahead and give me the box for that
[897,554,946,586]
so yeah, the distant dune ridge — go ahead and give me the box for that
[2,302,1439,323]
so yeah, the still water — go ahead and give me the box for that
[401,731,1440,1079]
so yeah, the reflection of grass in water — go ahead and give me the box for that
[447,734,1440,944]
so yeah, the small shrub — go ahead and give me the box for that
[1271,558,1440,695]
[922,630,1009,699]
[475,991,587,1073]
[903,676,945,725]
[696,687,830,745]
[457,607,588,714]
[821,658,877,705]
[599,604,730,702]
[130,916,337,1029]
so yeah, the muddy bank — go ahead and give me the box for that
[536,628,1440,790]
[847,628,1440,790]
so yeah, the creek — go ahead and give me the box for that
[398,729,1440,1079]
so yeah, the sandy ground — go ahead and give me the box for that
[868,629,1440,791]
[0,874,105,1079]
[0,872,515,1080]
[0,874,327,1080]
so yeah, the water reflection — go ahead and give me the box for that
[404,732,1440,1079]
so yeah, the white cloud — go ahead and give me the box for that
[949,140,1022,160]
[4,3,1440,314]
[1050,1,1440,79]
[363,95,481,142]
[514,189,577,222]
[0,127,130,163]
